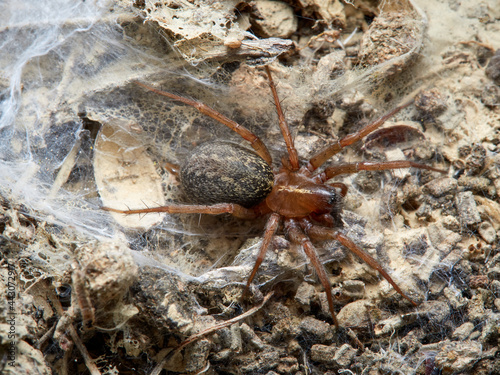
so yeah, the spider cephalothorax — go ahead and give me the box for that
[103,66,445,327]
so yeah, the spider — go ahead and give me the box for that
[103,66,445,328]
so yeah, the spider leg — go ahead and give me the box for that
[306,100,414,171]
[102,203,259,219]
[285,218,340,328]
[135,81,272,166]
[302,223,418,307]
[264,66,300,170]
[321,160,446,180]
[242,213,280,298]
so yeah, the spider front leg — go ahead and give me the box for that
[285,219,340,328]
[306,100,414,172]
[302,222,418,307]
[322,160,446,179]
[242,213,280,299]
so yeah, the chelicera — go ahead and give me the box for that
[104,66,445,328]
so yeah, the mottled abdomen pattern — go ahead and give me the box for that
[180,142,274,208]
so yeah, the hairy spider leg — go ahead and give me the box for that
[102,203,259,219]
[241,213,280,299]
[264,66,300,170]
[286,219,340,328]
[306,100,415,172]
[135,81,273,166]
[322,160,446,179]
[301,223,418,307]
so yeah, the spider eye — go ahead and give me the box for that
[328,192,337,205]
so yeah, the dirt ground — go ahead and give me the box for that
[1,0,500,374]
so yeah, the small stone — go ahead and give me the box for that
[452,322,474,340]
[374,313,418,336]
[440,250,464,273]
[427,224,462,255]
[434,340,482,374]
[481,84,500,108]
[485,49,500,85]
[494,298,500,311]
[465,144,487,175]
[423,177,457,197]
[295,282,316,310]
[276,357,299,374]
[299,316,333,342]
[458,175,494,196]
[240,323,266,350]
[310,344,336,365]
[333,344,356,367]
[487,254,500,281]
[341,280,365,299]
[455,191,481,226]
[415,88,448,117]
[443,286,468,309]
[469,331,481,340]
[353,171,381,194]
[336,300,374,329]
[491,280,500,296]
[415,203,432,220]
[478,221,497,243]
[468,293,486,321]
[184,339,211,373]
[469,275,490,289]
[441,215,461,232]
[419,301,450,324]
[480,312,500,345]
[250,1,297,38]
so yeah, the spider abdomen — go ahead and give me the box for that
[180,141,274,208]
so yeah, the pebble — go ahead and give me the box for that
[310,344,336,365]
[294,282,315,311]
[452,322,474,340]
[374,312,418,336]
[239,323,265,350]
[478,221,497,243]
[443,286,468,309]
[455,191,481,226]
[485,49,500,85]
[481,84,500,108]
[310,343,356,367]
[336,299,374,329]
[423,177,457,197]
[458,175,495,197]
[414,88,448,117]
[468,293,486,321]
[333,343,356,367]
[341,280,366,299]
[491,280,500,296]
[250,1,297,38]
[487,254,500,281]
[434,340,482,374]
[299,316,333,342]
[419,301,450,324]
[480,312,500,344]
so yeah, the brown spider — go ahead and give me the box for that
[103,66,445,328]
